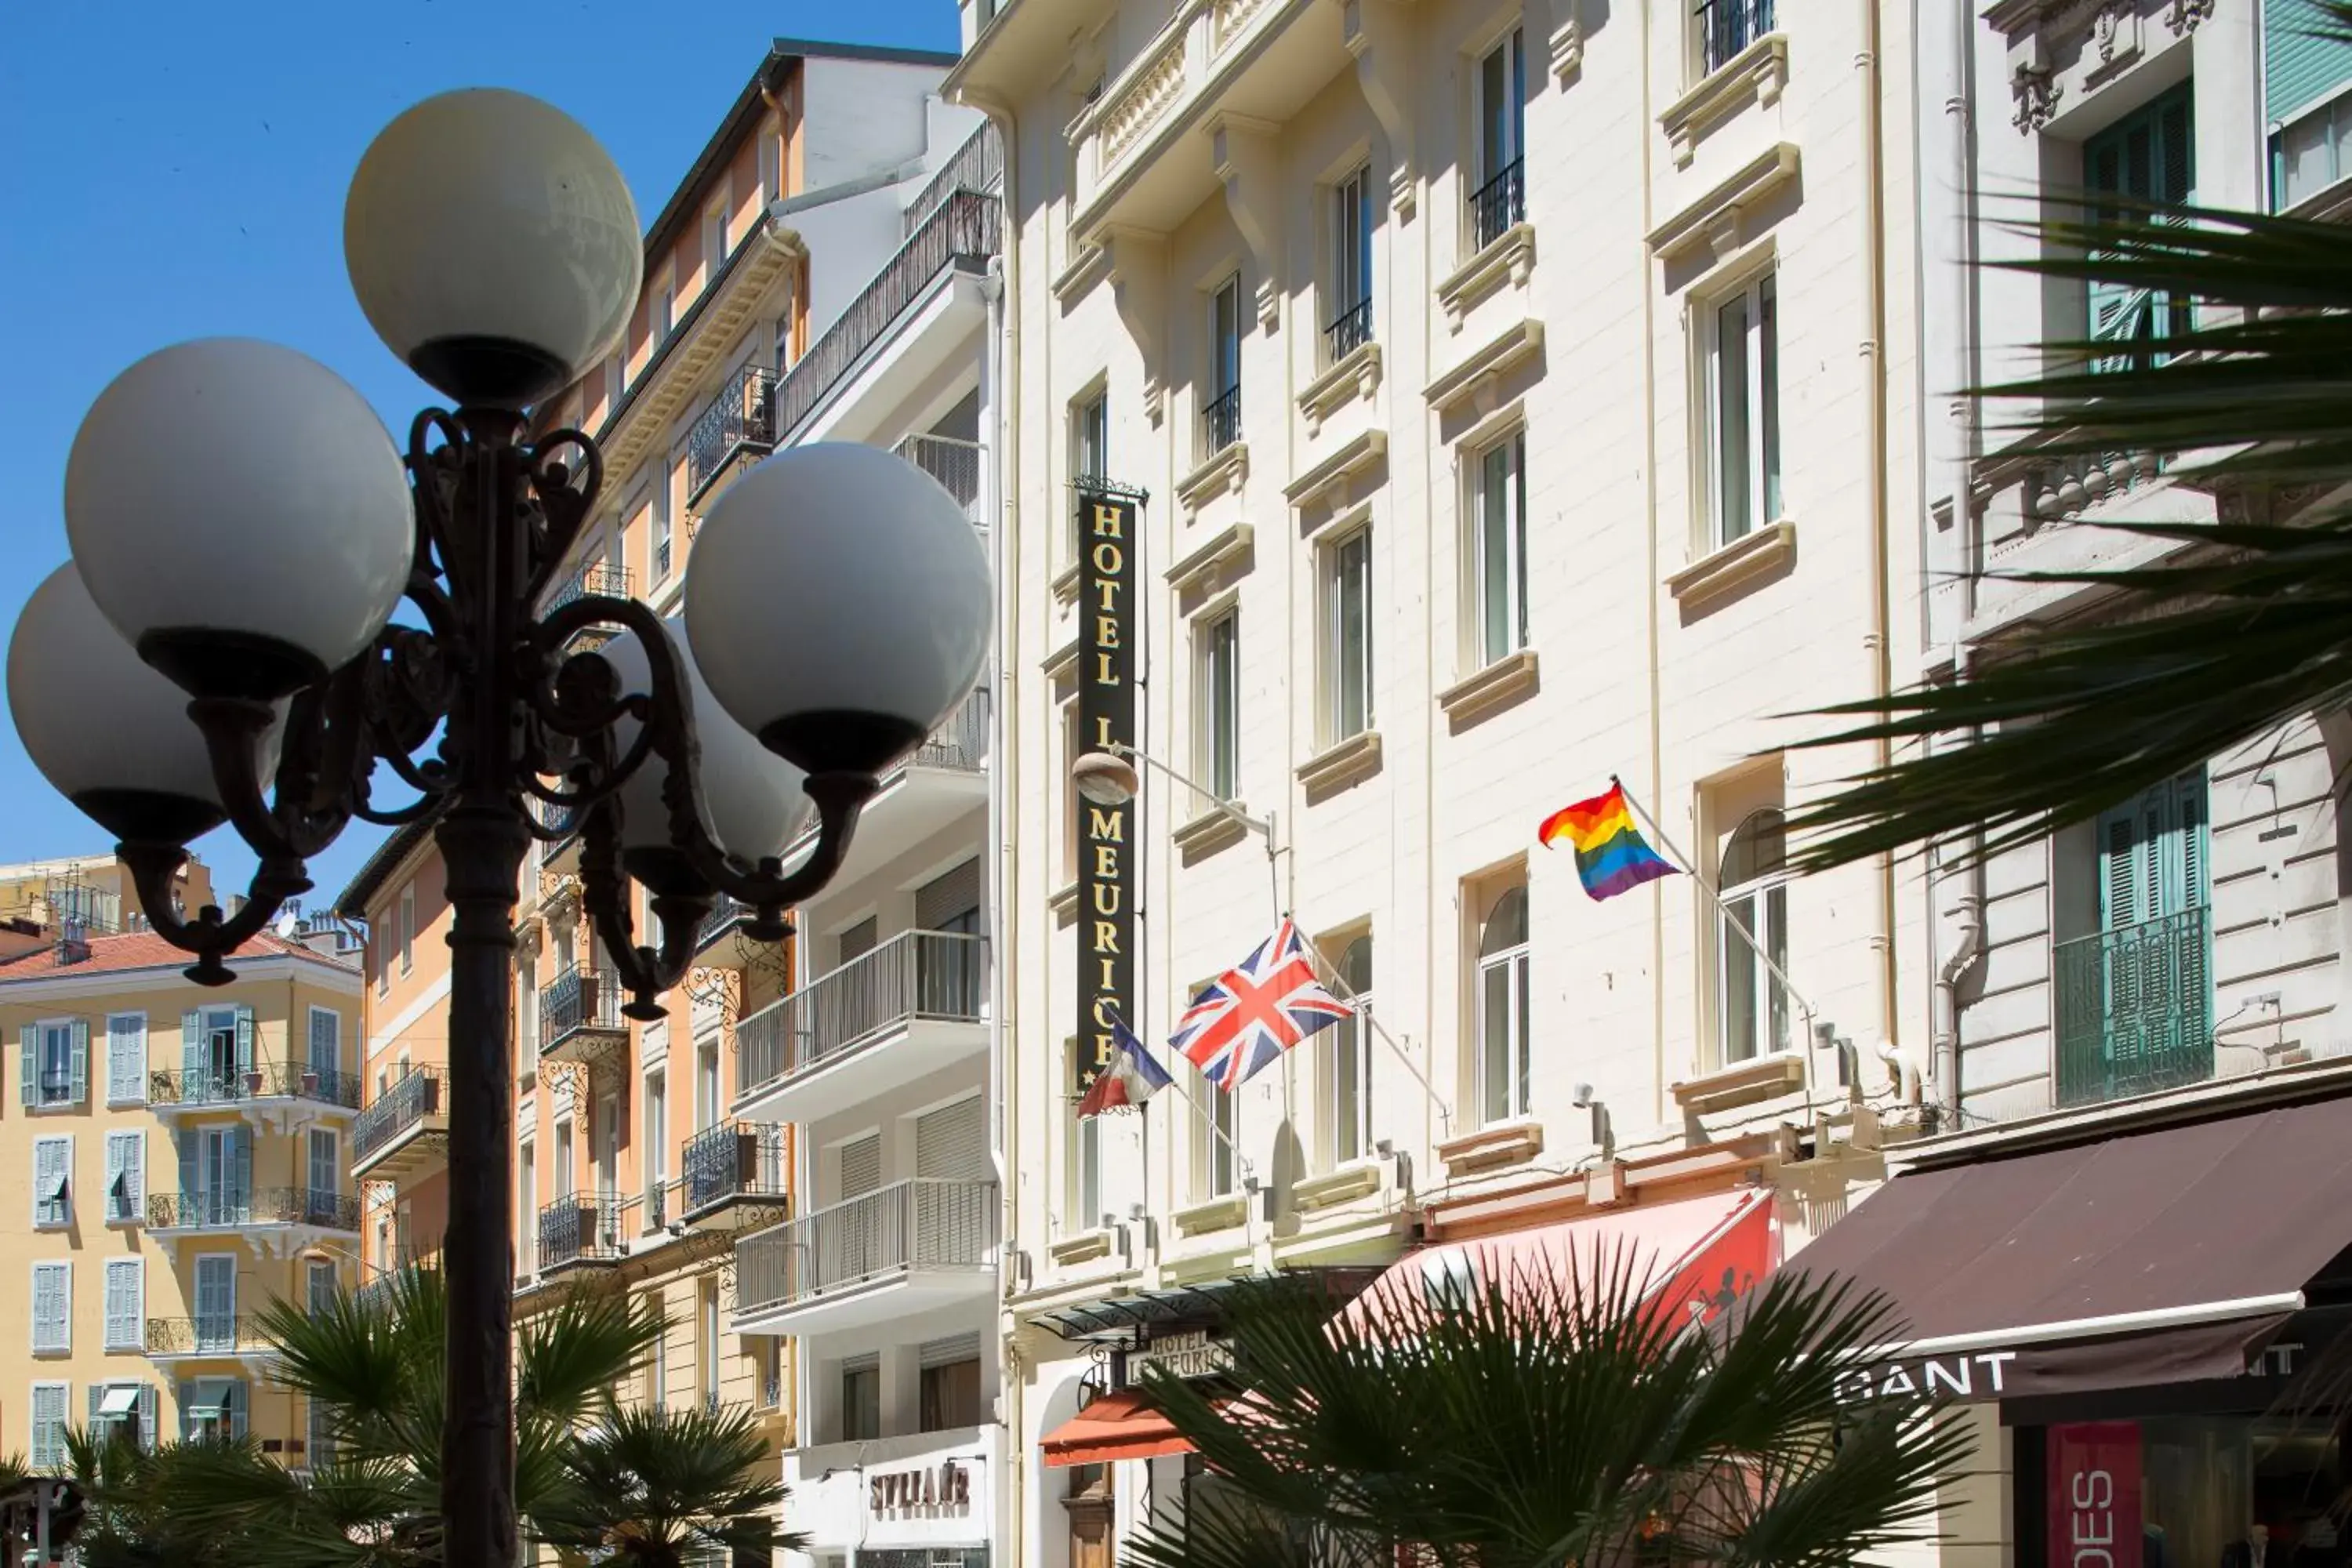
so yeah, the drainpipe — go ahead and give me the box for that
[1857,0,1900,1059]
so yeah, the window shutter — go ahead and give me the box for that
[919,1330,983,1367]
[234,1005,256,1075]
[310,1009,341,1076]
[228,1380,248,1440]
[839,917,880,964]
[106,1259,141,1351]
[182,1008,201,1080]
[840,1134,881,1198]
[916,860,982,931]
[110,1014,145,1103]
[915,1095,986,1179]
[70,1018,89,1105]
[178,1128,197,1211]
[138,1385,157,1451]
[19,1024,34,1108]
[232,1125,253,1212]
[123,1132,143,1218]
[89,1385,102,1428]
[2097,805,2143,933]
[2267,0,2352,121]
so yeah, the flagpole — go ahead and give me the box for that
[1609,775,1825,1054]
[1100,1008,1241,1163]
[1308,950,1454,1134]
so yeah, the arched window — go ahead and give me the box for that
[1322,935,1373,1167]
[1719,809,1789,1064]
[1476,886,1530,1123]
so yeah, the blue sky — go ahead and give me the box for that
[0,0,957,916]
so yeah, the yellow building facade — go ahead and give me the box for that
[0,911,361,1470]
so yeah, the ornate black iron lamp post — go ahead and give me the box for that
[5,89,989,1567]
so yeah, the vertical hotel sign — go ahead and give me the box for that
[1076,483,1140,1096]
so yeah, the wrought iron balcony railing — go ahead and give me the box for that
[540,965,626,1047]
[1200,384,1242,460]
[695,895,754,953]
[147,1187,361,1232]
[539,1193,628,1270]
[682,1121,790,1218]
[1697,0,1774,74]
[145,1315,268,1356]
[738,930,988,1097]
[2054,906,2214,1109]
[1468,158,1526,252]
[548,559,632,611]
[735,1178,997,1313]
[148,1062,361,1109]
[685,362,779,506]
[775,192,1000,441]
[355,1259,440,1314]
[353,1067,442,1164]
[1324,298,1373,365]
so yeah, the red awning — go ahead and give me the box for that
[1337,1188,1779,1336]
[1040,1390,1207,1468]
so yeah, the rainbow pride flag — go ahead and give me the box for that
[1538,782,1679,901]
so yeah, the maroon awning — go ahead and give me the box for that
[1784,1094,2352,1403]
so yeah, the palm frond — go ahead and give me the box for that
[1791,178,2352,871]
[530,1399,796,1566]
[516,1286,665,1428]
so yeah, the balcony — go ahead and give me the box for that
[147,1186,361,1239]
[547,562,633,654]
[1467,159,1526,254]
[780,690,990,889]
[906,125,1004,239]
[681,1121,790,1225]
[355,1258,439,1314]
[775,191,1000,443]
[895,433,985,528]
[537,1193,629,1276]
[147,1061,361,1123]
[351,1067,447,1181]
[732,1178,997,1336]
[684,362,777,509]
[145,1315,273,1362]
[735,931,989,1126]
[539,966,628,1068]
[2055,907,2214,1110]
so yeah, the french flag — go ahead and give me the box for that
[1077,1011,1174,1119]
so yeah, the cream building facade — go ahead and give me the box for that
[949,0,1936,1559]
[0,906,361,1472]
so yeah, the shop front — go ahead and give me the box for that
[1788,1094,2352,1568]
[784,1425,996,1568]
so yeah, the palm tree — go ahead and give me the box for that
[1124,1265,1969,1568]
[530,1398,789,1566]
[1787,4,2352,871]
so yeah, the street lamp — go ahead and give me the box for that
[7,88,989,1568]
[1069,742,1283,915]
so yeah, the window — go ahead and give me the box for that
[1704,271,1780,546]
[1203,275,1243,459]
[705,200,730,273]
[22,1018,85,1107]
[1068,1036,1102,1229]
[2086,85,2194,369]
[182,1377,245,1443]
[554,1119,574,1195]
[310,1394,336,1468]
[307,1007,341,1088]
[1327,165,1374,364]
[308,1260,336,1319]
[517,1139,537,1276]
[760,122,782,203]
[33,1137,69,1227]
[1472,430,1529,668]
[1073,386,1109,486]
[516,955,539,1070]
[699,1281,720,1403]
[653,463,676,583]
[1323,528,1373,743]
[93,1383,153,1454]
[32,1261,71,1353]
[1193,1080,1236,1202]
[1472,28,1526,249]
[1196,609,1240,803]
[104,1258,143,1352]
[30,1384,67,1469]
[1322,936,1374,1168]
[1717,809,1790,1065]
[652,272,676,343]
[2267,2,2352,207]
[1697,0,1773,78]
[695,1039,720,1131]
[920,1352,983,1431]
[107,1011,146,1104]
[644,1070,667,1213]
[397,884,416,975]
[308,1129,339,1211]
[105,1130,142,1223]
[649,1317,668,1409]
[1475,882,1531,1125]
[841,1357,881,1441]
[2274,85,2352,208]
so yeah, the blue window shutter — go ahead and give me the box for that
[18,1024,33,1109]
[232,1126,252,1214]
[228,1380,247,1441]
[177,1381,194,1443]
[2268,0,2352,121]
[234,1005,256,1076]
[177,1129,196,1210]
[70,1018,89,1105]
[181,1008,201,1081]
[138,1385,157,1452]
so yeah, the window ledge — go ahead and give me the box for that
[1052,241,1110,306]
[1294,1160,1382,1211]
[26,1102,82,1116]
[106,1098,145,1111]
[1646,143,1800,267]
[1424,318,1544,419]
[1297,731,1383,799]
[1043,634,1080,685]
[1173,1192,1248,1236]
[1671,1052,1806,1115]
[1050,1228,1115,1267]
[1437,649,1540,728]
[1667,520,1796,612]
[1283,430,1388,514]
[1660,34,1789,169]
[1437,1120,1544,1176]
[1165,521,1255,599]
[1297,341,1383,436]
[1437,222,1537,332]
[1176,441,1250,518]
[1051,561,1081,607]
[1049,880,1080,924]
[1174,805,1251,862]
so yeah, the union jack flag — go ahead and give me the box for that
[1171,919,1353,1089]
